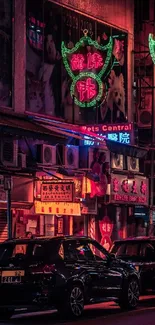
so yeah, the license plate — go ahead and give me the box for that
[2,276,21,283]
[1,270,25,284]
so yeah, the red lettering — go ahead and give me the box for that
[131,181,138,194]
[71,54,85,71]
[49,207,52,213]
[71,53,104,71]
[140,181,147,195]
[121,180,129,193]
[76,78,97,102]
[113,178,119,192]
[87,52,103,69]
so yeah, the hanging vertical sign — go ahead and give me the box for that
[149,34,155,64]
[61,29,113,107]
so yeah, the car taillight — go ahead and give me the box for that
[43,264,55,273]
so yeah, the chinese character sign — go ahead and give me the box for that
[41,182,74,202]
[111,175,149,205]
[26,1,128,124]
[62,29,113,108]
[35,201,81,216]
[99,216,113,251]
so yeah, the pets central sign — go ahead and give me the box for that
[80,123,133,145]
[61,29,113,108]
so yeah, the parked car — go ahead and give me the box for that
[0,236,140,319]
[110,236,155,293]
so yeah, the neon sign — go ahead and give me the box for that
[71,53,104,71]
[81,123,132,146]
[61,29,113,107]
[76,77,97,102]
[149,34,155,65]
[111,175,149,206]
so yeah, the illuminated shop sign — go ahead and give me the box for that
[41,182,74,202]
[111,174,149,205]
[61,29,113,107]
[35,201,81,216]
[80,123,132,145]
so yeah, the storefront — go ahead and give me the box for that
[105,174,148,243]
[92,174,149,250]
[33,172,86,236]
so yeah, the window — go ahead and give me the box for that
[0,244,13,261]
[58,243,64,260]
[13,244,27,256]
[125,243,139,257]
[140,243,155,261]
[0,0,12,107]
[88,241,107,261]
[0,243,28,261]
[64,240,94,262]
[32,244,44,258]
[110,243,125,256]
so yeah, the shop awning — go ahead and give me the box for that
[0,112,67,144]
[32,116,107,147]
[105,139,148,158]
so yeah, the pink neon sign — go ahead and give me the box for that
[76,78,97,102]
[70,52,104,71]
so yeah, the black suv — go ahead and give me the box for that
[0,236,140,319]
[110,237,155,293]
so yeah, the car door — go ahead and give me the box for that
[88,239,123,299]
[139,241,155,290]
[63,239,101,299]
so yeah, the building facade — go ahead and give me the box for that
[0,0,149,247]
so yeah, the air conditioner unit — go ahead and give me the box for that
[36,144,56,165]
[138,109,152,128]
[111,153,123,170]
[127,156,139,172]
[18,153,27,168]
[64,145,79,169]
[1,139,18,167]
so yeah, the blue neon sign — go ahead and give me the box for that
[83,132,131,146]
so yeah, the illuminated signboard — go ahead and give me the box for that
[41,182,74,202]
[35,201,81,216]
[80,123,132,145]
[61,29,113,107]
[110,174,149,206]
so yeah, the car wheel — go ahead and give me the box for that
[119,278,139,310]
[58,285,84,318]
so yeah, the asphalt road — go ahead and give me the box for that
[1,295,155,325]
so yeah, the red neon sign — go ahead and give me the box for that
[140,181,147,195]
[76,77,97,102]
[113,178,119,192]
[121,180,129,193]
[71,52,104,71]
[80,123,132,133]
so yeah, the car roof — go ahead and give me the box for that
[3,236,93,245]
[113,236,155,244]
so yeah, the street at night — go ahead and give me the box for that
[1,295,154,325]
